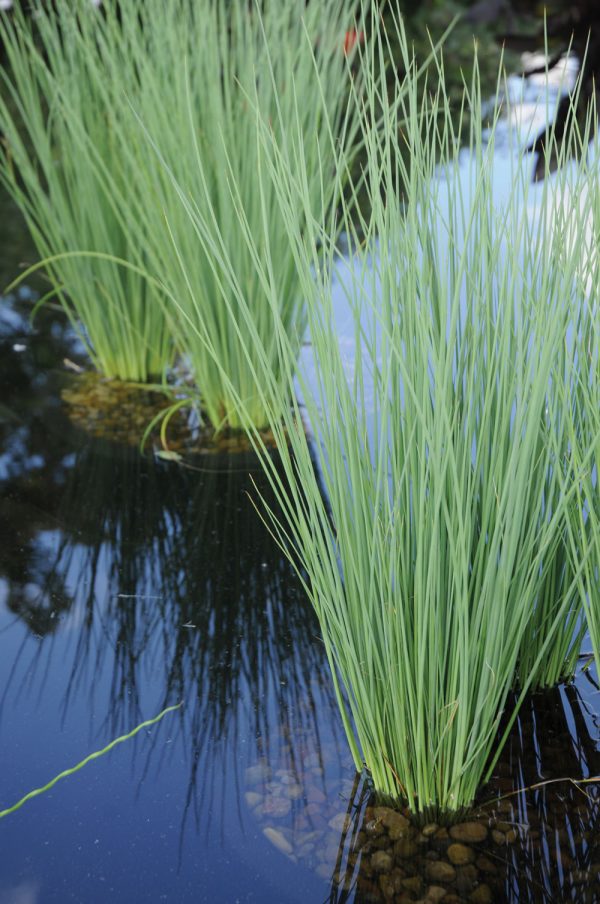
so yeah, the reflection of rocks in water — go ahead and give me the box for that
[247,675,600,902]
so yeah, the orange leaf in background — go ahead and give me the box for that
[343,28,364,56]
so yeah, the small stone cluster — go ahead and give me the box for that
[245,755,530,902]
[341,807,504,903]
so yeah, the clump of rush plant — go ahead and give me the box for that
[0,2,173,383]
[51,0,362,433]
[159,7,600,817]
[511,83,600,691]
[563,184,600,681]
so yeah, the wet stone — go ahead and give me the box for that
[475,855,497,874]
[449,821,488,844]
[425,886,448,903]
[365,818,385,837]
[244,791,262,809]
[374,806,410,839]
[259,795,291,818]
[425,860,456,883]
[373,835,392,851]
[491,829,505,845]
[469,884,493,903]
[315,863,332,880]
[371,850,393,872]
[455,864,479,894]
[402,876,424,895]
[263,826,293,856]
[421,823,439,837]
[328,812,351,832]
[394,837,420,859]
[282,782,303,800]
[245,763,271,785]
[447,842,475,865]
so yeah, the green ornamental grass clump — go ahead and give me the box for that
[35,0,362,432]
[0,0,359,412]
[155,8,600,816]
[0,2,173,382]
[129,0,361,431]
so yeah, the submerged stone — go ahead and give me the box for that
[449,821,488,844]
[447,842,475,865]
[262,826,293,856]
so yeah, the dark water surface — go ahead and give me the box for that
[1,195,600,904]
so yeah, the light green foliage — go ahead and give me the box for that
[158,9,600,815]
[60,0,360,430]
[565,192,600,681]
[0,2,173,382]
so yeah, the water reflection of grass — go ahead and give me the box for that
[1,410,345,832]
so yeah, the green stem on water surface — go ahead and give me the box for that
[0,702,182,820]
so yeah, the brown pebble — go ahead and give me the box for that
[425,860,456,883]
[378,874,396,900]
[373,835,392,851]
[394,838,419,859]
[449,821,488,844]
[425,886,448,903]
[421,823,439,837]
[402,876,424,895]
[365,818,385,836]
[455,864,479,891]
[447,842,475,865]
[373,806,410,840]
[475,855,497,875]
[504,828,518,844]
[371,850,393,872]
[491,829,505,845]
[469,884,493,904]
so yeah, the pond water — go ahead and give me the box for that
[1,66,600,904]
